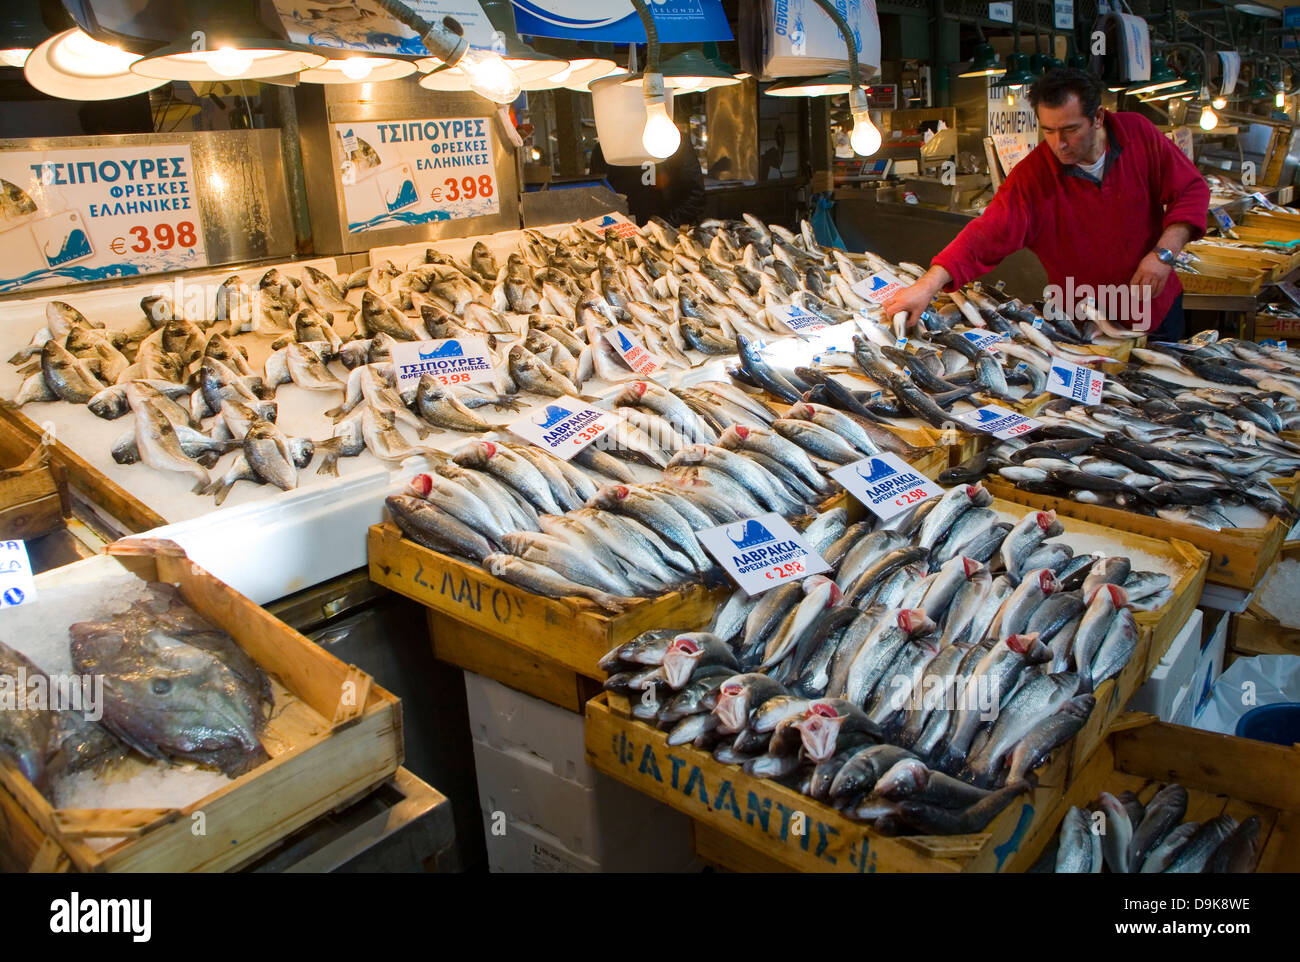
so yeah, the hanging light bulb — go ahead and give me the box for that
[0,49,31,68]
[341,57,374,80]
[209,46,254,78]
[299,55,416,84]
[641,73,681,159]
[1200,88,1218,129]
[458,47,521,104]
[849,87,881,156]
[25,28,166,100]
[1212,95,1227,109]
[1276,85,1286,108]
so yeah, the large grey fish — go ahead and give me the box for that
[999,510,1064,581]
[507,345,582,398]
[963,671,1079,785]
[1005,693,1094,784]
[586,484,711,573]
[387,494,495,561]
[129,392,210,492]
[1055,806,1103,873]
[415,377,492,432]
[39,339,103,404]
[1165,815,1239,873]
[1129,783,1189,870]
[1139,821,1201,873]
[454,439,562,515]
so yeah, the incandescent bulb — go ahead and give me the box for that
[850,110,882,156]
[1200,107,1218,130]
[1212,96,1227,109]
[341,57,374,80]
[0,48,31,68]
[641,99,680,159]
[210,46,254,78]
[1277,90,1286,108]
[460,48,521,104]
[1006,91,1016,106]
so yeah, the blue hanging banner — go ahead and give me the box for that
[510,0,733,43]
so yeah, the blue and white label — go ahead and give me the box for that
[390,337,497,391]
[1046,359,1104,404]
[957,404,1042,440]
[509,395,622,461]
[852,271,907,305]
[830,453,944,521]
[604,326,663,376]
[1212,208,1235,231]
[961,329,1005,353]
[770,303,830,335]
[583,211,639,240]
[0,541,35,609]
[1253,191,1281,211]
[696,512,830,596]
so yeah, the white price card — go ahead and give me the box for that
[770,303,830,335]
[696,512,831,596]
[0,541,35,608]
[390,337,497,391]
[509,396,621,461]
[830,454,944,522]
[1046,359,1105,404]
[583,211,640,239]
[852,271,908,304]
[1252,191,1281,211]
[961,330,1004,353]
[604,326,664,376]
[957,404,1043,440]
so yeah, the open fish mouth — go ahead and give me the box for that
[796,703,844,763]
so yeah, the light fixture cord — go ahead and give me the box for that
[369,0,467,64]
[808,0,862,91]
[628,0,661,74]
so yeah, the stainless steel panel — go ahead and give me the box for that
[520,185,627,227]
[706,78,758,182]
[298,79,522,256]
[0,129,295,268]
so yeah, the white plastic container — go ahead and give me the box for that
[590,75,675,167]
[1127,609,1203,720]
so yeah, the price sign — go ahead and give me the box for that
[509,396,622,461]
[696,513,831,596]
[830,454,944,521]
[852,271,908,305]
[1046,359,1105,404]
[390,337,497,391]
[583,211,640,239]
[770,303,830,335]
[989,2,1013,21]
[961,329,1005,353]
[1212,208,1235,231]
[1253,191,1281,211]
[0,541,35,608]
[957,404,1043,440]
[604,326,664,376]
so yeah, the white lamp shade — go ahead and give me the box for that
[25,29,166,101]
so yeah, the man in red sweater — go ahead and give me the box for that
[882,68,1210,338]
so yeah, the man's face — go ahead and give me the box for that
[1037,94,1102,165]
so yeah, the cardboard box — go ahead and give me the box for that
[465,671,595,786]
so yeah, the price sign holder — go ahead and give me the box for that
[830,454,943,522]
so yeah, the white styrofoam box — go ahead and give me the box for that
[1198,582,1255,614]
[1169,681,1196,728]
[481,810,601,873]
[1126,608,1203,718]
[472,738,696,869]
[1191,608,1230,720]
[463,671,595,786]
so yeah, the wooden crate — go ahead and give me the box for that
[1176,266,1264,296]
[369,521,729,684]
[1074,336,1145,363]
[1013,713,1300,872]
[985,479,1285,590]
[1228,541,1300,656]
[586,692,1071,873]
[0,539,403,873]
[0,419,65,542]
[1254,315,1300,341]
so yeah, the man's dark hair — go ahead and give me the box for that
[1027,67,1103,117]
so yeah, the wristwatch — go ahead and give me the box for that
[1153,247,1175,265]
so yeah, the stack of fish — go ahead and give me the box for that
[1054,785,1261,872]
[943,340,1300,529]
[599,487,1160,835]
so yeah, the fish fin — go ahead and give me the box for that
[15,360,39,377]
[316,453,340,477]
[579,394,603,404]
[196,452,220,469]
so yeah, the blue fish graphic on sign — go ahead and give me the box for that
[533,404,573,429]
[44,229,92,267]
[856,458,897,484]
[869,276,889,292]
[419,341,465,360]
[1051,365,1073,387]
[972,408,1003,423]
[616,330,635,352]
[727,519,776,549]
[386,178,418,212]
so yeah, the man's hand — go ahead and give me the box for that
[881,266,951,327]
[1128,252,1173,299]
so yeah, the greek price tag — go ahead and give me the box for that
[390,338,497,391]
[852,271,907,304]
[509,396,622,461]
[696,512,830,596]
[957,404,1042,440]
[1032,317,1044,329]
[961,329,1004,353]
[604,326,663,376]
[895,337,908,348]
[0,541,35,608]
[770,303,830,335]
[1046,359,1105,404]
[1212,208,1235,231]
[1253,191,1281,211]
[830,453,944,521]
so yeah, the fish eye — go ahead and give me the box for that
[151,677,172,695]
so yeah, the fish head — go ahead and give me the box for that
[407,473,433,498]
[662,636,704,689]
[787,401,815,420]
[961,557,986,579]
[897,609,935,635]
[875,758,930,800]
[1037,569,1060,594]
[795,702,845,763]
[1035,510,1058,531]
[1005,632,1041,656]
[803,574,842,607]
[1087,583,1128,607]
[713,680,751,734]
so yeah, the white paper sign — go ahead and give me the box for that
[1253,191,1282,211]
[771,303,830,335]
[961,330,1004,353]
[852,271,907,304]
[0,144,208,293]
[830,454,944,521]
[583,211,640,239]
[988,2,1013,22]
[696,513,831,596]
[987,78,1039,176]
[604,326,663,376]
[0,541,36,608]
[1046,359,1104,404]
[334,117,499,233]
[1219,52,1241,98]
[390,337,497,390]
[509,396,621,461]
[1054,0,1074,29]
[958,404,1042,440]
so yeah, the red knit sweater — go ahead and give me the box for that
[931,110,1210,328]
